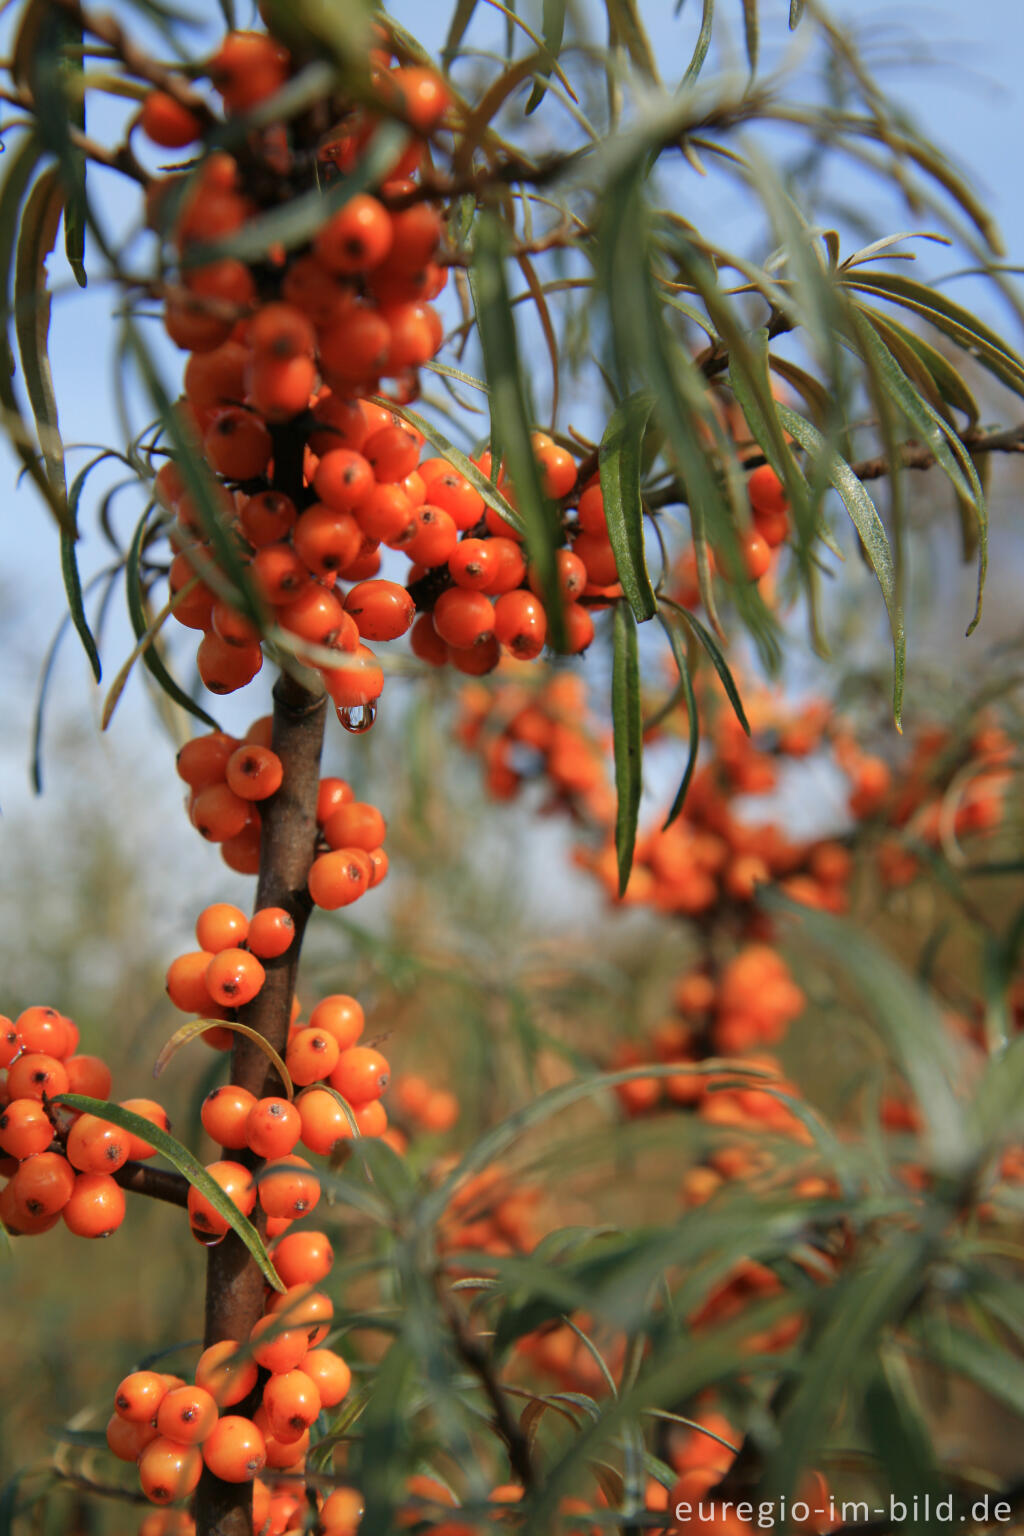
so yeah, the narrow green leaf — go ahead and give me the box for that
[662,598,750,734]
[864,1356,945,1532]
[918,1322,1024,1420]
[598,392,657,622]
[472,212,566,649]
[21,5,87,286]
[125,504,220,730]
[606,0,659,79]
[682,0,714,85]
[740,0,758,76]
[857,305,980,426]
[789,0,805,25]
[657,612,700,827]
[612,601,642,896]
[14,169,66,499]
[55,1094,284,1291]
[59,527,101,683]
[774,403,905,728]
[525,0,567,113]
[442,0,480,66]
[154,1019,293,1097]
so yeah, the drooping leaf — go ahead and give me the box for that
[525,0,567,112]
[55,1094,284,1290]
[598,391,657,621]
[14,169,66,501]
[789,0,805,26]
[125,504,220,730]
[472,212,566,649]
[442,0,480,66]
[657,611,700,827]
[612,601,642,896]
[662,598,750,734]
[863,1355,946,1532]
[154,1020,293,1096]
[917,1321,1024,1421]
[605,0,659,79]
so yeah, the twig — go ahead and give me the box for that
[441,1290,534,1490]
[114,1161,188,1207]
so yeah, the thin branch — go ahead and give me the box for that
[114,1161,188,1207]
[440,1290,535,1490]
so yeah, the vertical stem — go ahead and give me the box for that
[195,668,326,1536]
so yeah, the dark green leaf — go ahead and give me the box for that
[125,504,219,729]
[918,1322,1024,1420]
[442,0,480,66]
[857,304,979,427]
[663,598,750,734]
[740,0,758,76]
[472,212,566,649]
[864,1356,945,1532]
[598,392,657,621]
[356,1339,416,1536]
[526,0,567,112]
[657,612,700,827]
[789,0,805,25]
[55,1094,284,1290]
[14,169,67,500]
[612,601,642,896]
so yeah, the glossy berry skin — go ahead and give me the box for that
[246,1097,302,1158]
[296,1088,351,1156]
[225,745,283,801]
[308,850,371,910]
[329,1046,390,1106]
[157,1385,219,1445]
[65,1054,113,1098]
[267,1283,333,1348]
[7,1052,69,1102]
[301,1348,352,1408]
[206,949,266,1007]
[166,951,216,1014]
[271,1229,334,1288]
[61,1172,126,1237]
[195,903,249,953]
[139,1437,203,1504]
[115,1370,169,1424]
[323,800,386,852]
[285,1028,340,1087]
[9,1152,75,1218]
[308,994,364,1050]
[262,1369,322,1441]
[432,589,495,649]
[0,1099,54,1159]
[195,1340,259,1408]
[119,1099,170,1160]
[106,1413,159,1462]
[494,590,547,660]
[66,1114,130,1175]
[248,1314,308,1374]
[187,1160,255,1237]
[257,1155,321,1220]
[201,1086,258,1150]
[344,579,414,641]
[246,907,295,958]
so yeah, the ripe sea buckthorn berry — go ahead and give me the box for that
[247,907,295,959]
[263,1370,321,1441]
[309,995,364,1050]
[250,542,311,603]
[209,30,289,113]
[197,635,265,696]
[195,1340,258,1408]
[279,584,348,648]
[248,1313,309,1374]
[163,297,233,353]
[308,849,371,910]
[248,302,315,361]
[139,1437,203,1505]
[494,590,547,660]
[185,256,258,310]
[387,64,450,132]
[64,1054,112,1099]
[317,778,354,824]
[577,483,607,536]
[246,1097,302,1158]
[532,438,577,499]
[239,490,297,547]
[422,1090,459,1132]
[203,407,272,481]
[190,783,251,842]
[107,1413,159,1462]
[188,1160,255,1237]
[748,463,788,519]
[420,468,484,531]
[201,1086,258,1150]
[226,745,283,801]
[285,1028,341,1087]
[755,506,789,547]
[353,1098,387,1137]
[381,300,439,370]
[344,579,414,642]
[293,503,363,576]
[330,1045,390,1105]
[296,1088,350,1155]
[572,531,618,587]
[16,1005,69,1057]
[272,1229,335,1288]
[196,902,249,953]
[258,1154,321,1220]
[176,732,238,791]
[0,1099,51,1155]
[322,644,384,711]
[448,636,500,675]
[410,611,448,665]
[119,1099,170,1160]
[301,1348,351,1409]
[532,548,588,601]
[319,305,391,385]
[66,1114,129,1175]
[559,602,595,654]
[157,1386,218,1445]
[115,1370,169,1424]
[248,354,317,422]
[323,800,386,852]
[0,1017,20,1067]
[140,89,202,148]
[166,950,215,1012]
[741,531,772,582]
[211,600,261,648]
[368,847,388,887]
[255,1408,308,1469]
[363,423,421,483]
[357,482,416,544]
[7,1052,69,1102]
[9,1152,75,1217]
[404,505,458,566]
[62,1172,126,1237]
[206,948,266,1007]
[202,1414,267,1483]
[433,588,495,649]
[245,715,274,748]
[314,194,393,274]
[0,1183,59,1236]
[339,541,382,582]
[267,1282,333,1347]
[448,538,497,590]
[308,391,368,456]
[221,817,262,875]
[184,340,248,414]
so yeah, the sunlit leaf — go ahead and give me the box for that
[154,1019,293,1097]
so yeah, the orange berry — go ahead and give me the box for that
[251,541,311,603]
[572,531,618,586]
[0,1016,21,1067]
[329,1046,390,1105]
[410,611,448,665]
[321,1486,364,1534]
[314,194,393,275]
[196,902,250,953]
[106,1413,159,1462]
[0,1099,54,1159]
[353,1099,387,1137]
[258,1155,321,1220]
[421,1090,459,1133]
[558,602,595,654]
[66,1114,129,1175]
[308,850,371,910]
[323,801,386,853]
[285,1028,341,1088]
[748,463,788,518]
[363,422,422,483]
[191,782,252,841]
[248,1313,309,1375]
[344,579,414,641]
[166,951,216,1015]
[386,65,450,133]
[157,1385,218,1445]
[15,1005,71,1057]
[239,489,297,547]
[221,817,262,875]
[210,31,289,113]
[246,1097,302,1158]
[195,1339,259,1408]
[321,644,384,710]
[187,1160,256,1237]
[301,1347,351,1408]
[432,588,494,649]
[447,538,496,590]
[271,1229,334,1288]
[65,1054,111,1098]
[262,1369,321,1441]
[247,907,295,959]
[293,503,363,576]
[9,1152,75,1218]
[493,590,546,659]
[308,995,364,1051]
[203,407,272,480]
[115,1369,169,1423]
[267,1282,333,1348]
[404,504,458,566]
[316,777,353,823]
[119,1099,171,1160]
[226,745,284,801]
[62,1172,126,1237]
[296,1088,351,1156]
[176,732,238,790]
[201,1086,258,1150]
[206,949,266,1007]
[7,1052,69,1102]
[202,1414,267,1483]
[313,450,376,515]
[140,89,202,148]
[740,531,772,582]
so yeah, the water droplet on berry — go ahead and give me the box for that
[191,1225,225,1248]
[337,702,377,734]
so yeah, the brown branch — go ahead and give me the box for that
[441,1290,534,1491]
[0,84,148,184]
[52,0,215,122]
[114,1161,188,1207]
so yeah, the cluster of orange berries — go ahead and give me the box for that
[0,1005,169,1239]
[109,1228,351,1520]
[392,1073,460,1136]
[456,671,613,820]
[672,464,793,602]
